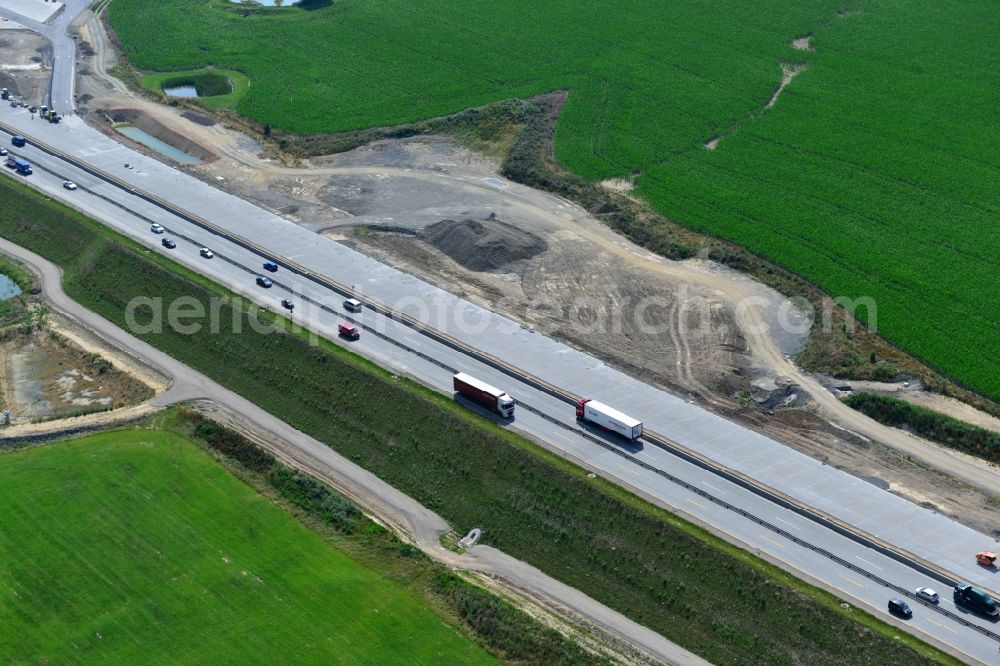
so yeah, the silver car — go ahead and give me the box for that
[915,587,939,603]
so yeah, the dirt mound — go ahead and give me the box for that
[182,111,216,127]
[422,218,547,272]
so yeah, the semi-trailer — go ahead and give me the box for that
[5,156,32,175]
[576,398,643,440]
[453,373,515,418]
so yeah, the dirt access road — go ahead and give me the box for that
[67,9,1000,533]
[0,235,708,666]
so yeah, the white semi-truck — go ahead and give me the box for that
[576,398,643,440]
[453,373,515,418]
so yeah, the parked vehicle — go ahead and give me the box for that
[10,135,25,147]
[976,551,997,567]
[575,398,643,440]
[199,248,214,258]
[0,147,7,156]
[453,372,515,418]
[262,261,278,272]
[915,587,939,603]
[338,322,360,340]
[954,583,999,617]
[150,223,165,234]
[281,298,294,311]
[888,598,912,619]
[0,88,8,100]
[343,298,363,313]
[5,156,31,175]
[256,276,273,288]
[62,181,77,190]
[161,238,176,249]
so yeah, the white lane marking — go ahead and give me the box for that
[551,431,573,443]
[773,517,800,531]
[854,555,883,571]
[838,574,867,589]
[701,480,724,494]
[758,533,786,550]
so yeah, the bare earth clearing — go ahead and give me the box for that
[0,324,153,422]
[45,11,1000,535]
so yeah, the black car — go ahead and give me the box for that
[281,298,294,310]
[263,261,279,272]
[161,238,177,249]
[888,598,912,619]
[256,276,273,288]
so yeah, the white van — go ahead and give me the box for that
[343,298,363,313]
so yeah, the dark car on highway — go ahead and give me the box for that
[281,298,294,310]
[256,276,273,288]
[161,238,176,249]
[263,261,278,272]
[888,598,912,619]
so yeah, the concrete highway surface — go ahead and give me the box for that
[1,3,999,662]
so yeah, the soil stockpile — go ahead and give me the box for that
[422,218,547,272]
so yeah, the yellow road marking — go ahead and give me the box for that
[924,618,958,634]
[686,498,709,511]
[758,533,786,550]
[838,574,867,589]
[617,463,640,477]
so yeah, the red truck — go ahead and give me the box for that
[338,322,360,340]
[453,373,515,418]
[576,398,643,440]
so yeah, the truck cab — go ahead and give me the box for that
[954,583,1000,617]
[6,156,31,175]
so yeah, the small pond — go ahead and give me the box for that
[116,125,202,164]
[0,274,22,301]
[163,84,199,98]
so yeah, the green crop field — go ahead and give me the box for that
[108,0,1000,400]
[0,430,494,664]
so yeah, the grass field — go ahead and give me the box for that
[138,68,250,109]
[108,0,1000,400]
[0,430,494,664]
[0,179,949,664]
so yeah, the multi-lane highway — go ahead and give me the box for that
[2,111,999,663]
[1,3,999,662]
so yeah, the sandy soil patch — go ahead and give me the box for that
[766,64,806,110]
[0,28,50,103]
[599,178,634,193]
[792,36,813,51]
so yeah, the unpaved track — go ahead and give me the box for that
[0,236,709,666]
[77,6,1000,495]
